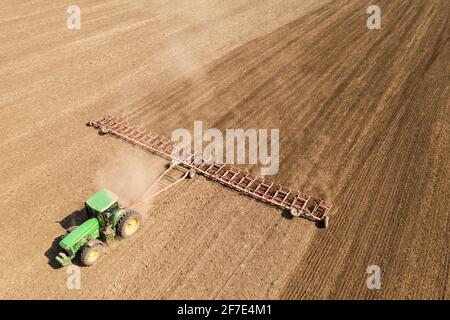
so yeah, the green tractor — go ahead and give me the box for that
[56,189,142,267]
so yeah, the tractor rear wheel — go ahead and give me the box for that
[117,211,142,238]
[80,242,103,266]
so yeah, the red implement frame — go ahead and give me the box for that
[132,163,191,209]
[89,115,332,223]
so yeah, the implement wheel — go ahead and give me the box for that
[188,168,196,179]
[117,211,142,238]
[290,207,300,217]
[100,126,109,135]
[80,242,103,266]
[321,216,330,229]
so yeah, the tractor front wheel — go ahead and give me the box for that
[117,211,142,238]
[80,242,103,266]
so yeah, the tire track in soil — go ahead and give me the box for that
[122,0,449,299]
[279,0,449,299]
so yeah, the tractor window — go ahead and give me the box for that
[103,203,119,221]
[108,203,119,214]
[85,203,95,218]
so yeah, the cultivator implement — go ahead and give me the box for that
[132,163,193,209]
[88,115,332,226]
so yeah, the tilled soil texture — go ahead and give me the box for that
[0,0,449,299]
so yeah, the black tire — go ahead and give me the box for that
[80,242,103,266]
[188,168,196,179]
[117,210,142,238]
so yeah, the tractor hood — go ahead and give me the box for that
[85,189,119,213]
[59,218,99,250]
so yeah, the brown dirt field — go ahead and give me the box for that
[0,0,448,299]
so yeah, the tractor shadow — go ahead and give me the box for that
[44,208,89,269]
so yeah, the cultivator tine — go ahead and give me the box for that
[220,168,239,183]
[187,152,202,166]
[245,177,259,191]
[147,135,160,146]
[133,128,146,140]
[310,200,332,219]
[96,115,114,127]
[161,141,174,154]
[204,162,217,174]
[121,125,136,135]
[90,115,333,224]
[183,152,195,165]
[301,196,311,212]
[261,182,274,198]
[234,172,248,187]
[212,164,227,177]
[112,120,126,131]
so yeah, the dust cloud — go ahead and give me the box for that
[95,147,167,218]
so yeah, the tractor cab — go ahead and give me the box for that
[85,189,120,226]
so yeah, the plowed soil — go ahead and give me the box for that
[0,0,448,299]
